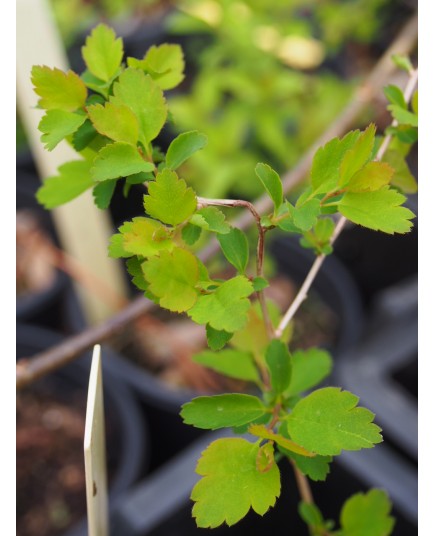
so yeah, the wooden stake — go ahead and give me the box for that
[16,0,128,324]
[84,345,109,536]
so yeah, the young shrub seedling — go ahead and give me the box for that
[32,24,417,534]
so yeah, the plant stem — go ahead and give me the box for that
[16,17,417,388]
[197,197,274,340]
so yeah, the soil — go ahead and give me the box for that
[109,274,338,393]
[16,386,117,536]
[16,389,87,536]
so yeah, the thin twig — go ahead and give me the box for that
[16,15,417,389]
[275,66,418,338]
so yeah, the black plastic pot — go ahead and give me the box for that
[110,429,417,536]
[100,235,365,470]
[16,324,149,536]
[332,278,418,523]
[332,194,418,306]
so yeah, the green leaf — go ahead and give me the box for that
[311,130,360,194]
[286,387,383,456]
[31,66,87,111]
[191,438,280,528]
[81,24,123,82]
[388,104,418,127]
[340,489,395,536]
[265,340,292,395]
[181,394,266,429]
[129,43,185,90]
[36,160,94,209]
[255,163,283,213]
[72,119,99,151]
[346,162,394,192]
[231,300,291,358]
[300,218,335,255]
[188,276,254,332]
[391,54,413,73]
[289,198,321,231]
[383,150,418,194]
[126,257,148,291]
[190,206,230,234]
[298,502,324,527]
[338,187,415,234]
[248,425,314,457]
[81,69,115,99]
[383,85,407,109]
[91,142,155,181]
[142,247,199,312]
[206,325,233,350]
[256,442,276,473]
[38,110,86,150]
[217,227,249,273]
[166,130,208,170]
[119,217,173,257]
[339,124,376,186]
[286,451,332,481]
[110,68,167,147]
[144,169,197,225]
[88,102,139,145]
[182,223,202,245]
[92,179,117,209]
[193,349,260,383]
[252,276,269,292]
[284,348,333,398]
[108,234,130,259]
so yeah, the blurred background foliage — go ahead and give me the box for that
[19,0,414,200]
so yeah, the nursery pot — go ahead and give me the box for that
[16,324,149,536]
[100,235,365,470]
[16,167,71,331]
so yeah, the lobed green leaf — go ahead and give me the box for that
[338,187,415,234]
[144,169,197,225]
[188,275,254,332]
[142,247,199,312]
[38,110,86,151]
[87,102,139,145]
[91,142,155,181]
[82,23,123,82]
[110,68,167,147]
[286,387,383,456]
[191,438,280,528]
[339,489,395,536]
[32,66,87,111]
[36,160,94,209]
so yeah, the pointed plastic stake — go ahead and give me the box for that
[84,345,109,536]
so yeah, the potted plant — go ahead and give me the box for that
[26,21,417,534]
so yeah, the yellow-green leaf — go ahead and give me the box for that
[32,66,87,111]
[38,110,86,150]
[82,24,123,82]
[142,247,199,312]
[191,438,280,528]
[87,102,139,145]
[144,169,197,225]
[91,142,155,181]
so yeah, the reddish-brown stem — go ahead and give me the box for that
[197,197,275,342]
